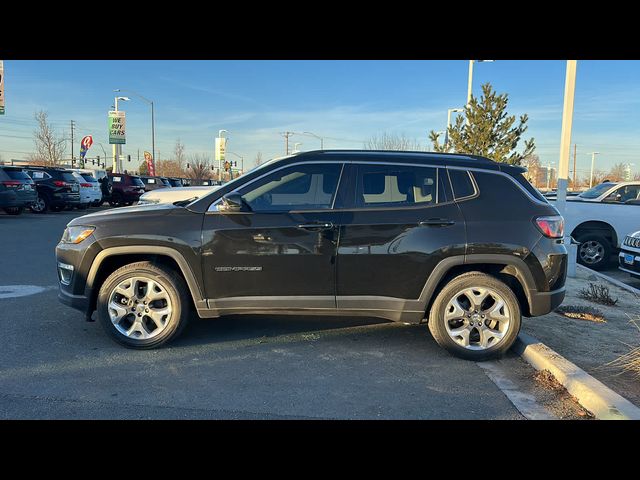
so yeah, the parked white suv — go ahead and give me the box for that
[70,169,103,208]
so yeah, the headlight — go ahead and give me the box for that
[61,226,95,244]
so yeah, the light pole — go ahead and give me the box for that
[113,96,129,173]
[302,131,324,149]
[114,89,155,170]
[96,143,108,168]
[466,60,494,124]
[589,152,600,188]
[444,108,464,150]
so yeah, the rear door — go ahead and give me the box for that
[335,162,466,305]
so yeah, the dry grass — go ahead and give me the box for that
[578,283,618,306]
[606,316,640,377]
[554,305,606,323]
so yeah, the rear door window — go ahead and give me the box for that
[4,169,32,181]
[447,169,476,199]
[354,164,447,208]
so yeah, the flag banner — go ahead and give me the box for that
[108,111,126,144]
[144,151,155,176]
[80,135,93,160]
[0,60,5,115]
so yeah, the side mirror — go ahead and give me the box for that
[218,192,248,212]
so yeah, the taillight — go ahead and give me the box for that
[535,215,564,238]
[2,180,21,188]
[53,180,67,187]
[80,183,92,188]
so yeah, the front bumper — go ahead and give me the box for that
[619,250,640,278]
[58,287,90,314]
[528,286,566,317]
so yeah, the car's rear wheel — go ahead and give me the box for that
[3,207,23,215]
[97,261,190,349]
[30,194,49,213]
[428,272,521,361]
[109,193,123,207]
[576,233,611,271]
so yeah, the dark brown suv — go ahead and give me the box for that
[56,150,568,360]
[106,172,146,206]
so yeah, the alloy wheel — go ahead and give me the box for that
[107,276,173,340]
[579,240,604,265]
[32,196,46,212]
[443,287,512,350]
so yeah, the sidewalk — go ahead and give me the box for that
[522,266,640,407]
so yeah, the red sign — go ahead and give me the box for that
[81,135,93,149]
[144,151,155,176]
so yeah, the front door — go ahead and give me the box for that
[201,162,345,312]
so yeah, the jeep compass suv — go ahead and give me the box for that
[56,150,567,360]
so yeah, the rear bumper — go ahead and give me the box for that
[0,190,37,208]
[528,286,566,316]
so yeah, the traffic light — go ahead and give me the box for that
[92,159,95,165]
[186,163,190,169]
[127,154,131,162]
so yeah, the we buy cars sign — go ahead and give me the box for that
[108,111,126,144]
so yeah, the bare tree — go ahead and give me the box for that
[364,133,422,151]
[255,151,263,167]
[185,153,212,184]
[32,110,66,166]
[608,162,628,182]
[521,154,541,188]
[174,139,186,169]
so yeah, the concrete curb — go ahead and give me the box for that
[576,264,640,296]
[514,332,640,420]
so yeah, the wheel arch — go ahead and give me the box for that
[571,221,618,248]
[86,246,205,315]
[420,254,537,319]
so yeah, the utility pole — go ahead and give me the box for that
[70,120,75,167]
[280,131,294,155]
[572,143,577,191]
[589,151,600,188]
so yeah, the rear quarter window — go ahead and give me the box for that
[447,169,476,199]
[3,169,32,181]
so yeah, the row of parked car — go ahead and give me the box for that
[0,164,201,215]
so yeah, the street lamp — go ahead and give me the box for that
[589,152,600,188]
[302,131,324,149]
[444,108,464,150]
[467,60,494,106]
[115,88,155,168]
[112,96,129,173]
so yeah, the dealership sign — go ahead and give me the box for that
[108,110,126,144]
[215,137,226,162]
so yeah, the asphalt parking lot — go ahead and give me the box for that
[0,208,583,419]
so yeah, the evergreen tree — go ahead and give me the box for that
[429,83,535,165]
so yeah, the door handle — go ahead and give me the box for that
[297,222,335,231]
[419,218,455,227]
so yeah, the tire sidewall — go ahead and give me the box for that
[97,266,185,349]
[576,234,611,270]
[429,274,522,361]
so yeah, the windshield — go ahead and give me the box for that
[168,178,182,187]
[4,169,32,181]
[130,176,145,187]
[578,182,616,199]
[62,172,79,183]
[81,174,98,182]
[159,178,171,186]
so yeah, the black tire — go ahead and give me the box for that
[575,233,612,271]
[109,193,123,207]
[3,207,23,215]
[427,272,522,361]
[30,194,49,213]
[95,199,105,207]
[97,261,190,349]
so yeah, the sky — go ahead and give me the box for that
[1,60,640,179]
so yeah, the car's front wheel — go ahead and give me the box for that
[428,272,522,361]
[97,261,190,349]
[575,233,611,271]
